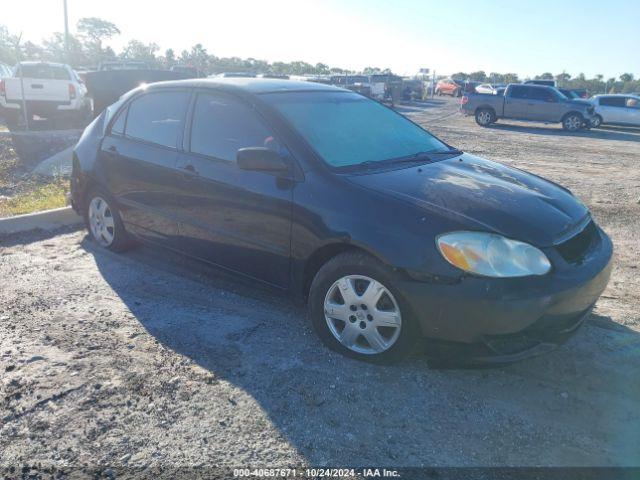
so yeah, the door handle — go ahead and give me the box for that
[104,145,118,156]
[181,164,198,179]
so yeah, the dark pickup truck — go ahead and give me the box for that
[461,84,596,131]
[84,65,192,116]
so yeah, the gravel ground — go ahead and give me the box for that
[1,99,639,471]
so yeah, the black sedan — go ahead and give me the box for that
[71,78,613,364]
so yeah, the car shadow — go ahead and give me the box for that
[486,123,640,142]
[81,235,640,466]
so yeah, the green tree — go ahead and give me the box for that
[468,70,487,81]
[619,73,634,82]
[120,39,160,65]
[45,32,89,65]
[0,24,20,64]
[555,72,571,86]
[451,72,469,81]
[77,17,120,47]
[503,73,519,84]
[164,48,175,68]
[77,17,120,65]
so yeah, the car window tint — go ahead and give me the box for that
[599,96,626,107]
[111,106,127,135]
[530,87,555,102]
[510,86,529,99]
[125,91,189,148]
[190,93,276,161]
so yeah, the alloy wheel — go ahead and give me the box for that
[323,275,402,355]
[478,110,492,125]
[565,115,582,131]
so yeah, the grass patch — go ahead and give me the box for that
[0,177,69,217]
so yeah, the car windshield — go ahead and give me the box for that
[262,91,451,168]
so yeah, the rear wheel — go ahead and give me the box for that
[562,113,583,132]
[308,252,418,363]
[475,108,495,126]
[84,188,133,252]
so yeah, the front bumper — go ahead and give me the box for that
[399,226,613,363]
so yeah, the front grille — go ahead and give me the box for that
[555,221,597,264]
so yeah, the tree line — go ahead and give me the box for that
[1,18,638,93]
[451,70,639,94]
[0,18,359,75]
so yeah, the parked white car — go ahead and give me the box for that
[0,61,91,127]
[590,94,640,127]
[475,83,495,94]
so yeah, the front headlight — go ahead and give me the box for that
[437,231,551,278]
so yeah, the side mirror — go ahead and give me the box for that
[237,147,288,172]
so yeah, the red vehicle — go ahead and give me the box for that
[435,78,479,97]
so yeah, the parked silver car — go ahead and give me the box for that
[590,94,640,127]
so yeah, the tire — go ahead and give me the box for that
[591,114,603,128]
[84,187,133,252]
[308,252,418,364]
[475,108,495,127]
[562,113,583,132]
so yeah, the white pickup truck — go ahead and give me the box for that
[0,61,91,127]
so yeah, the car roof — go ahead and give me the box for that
[18,61,69,68]
[594,93,639,98]
[144,77,349,95]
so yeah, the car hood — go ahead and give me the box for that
[568,98,592,107]
[347,154,589,247]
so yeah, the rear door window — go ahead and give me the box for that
[599,97,626,107]
[530,87,556,102]
[189,92,278,161]
[124,91,190,148]
[510,86,530,99]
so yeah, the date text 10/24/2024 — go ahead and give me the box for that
[233,468,401,478]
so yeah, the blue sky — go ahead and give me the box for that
[4,0,639,78]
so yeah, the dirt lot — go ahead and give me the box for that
[1,98,639,472]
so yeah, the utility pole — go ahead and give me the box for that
[63,0,70,63]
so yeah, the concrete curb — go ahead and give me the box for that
[0,206,82,236]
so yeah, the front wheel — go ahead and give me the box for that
[84,188,133,252]
[562,113,584,132]
[475,108,495,126]
[308,252,417,363]
[591,114,603,128]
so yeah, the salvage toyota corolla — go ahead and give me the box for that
[70,78,613,364]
